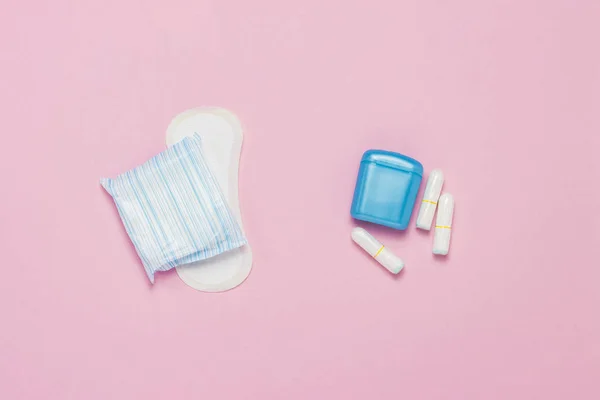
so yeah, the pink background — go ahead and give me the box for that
[1,1,599,399]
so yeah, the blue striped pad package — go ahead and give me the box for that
[100,134,247,283]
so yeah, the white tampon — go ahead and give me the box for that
[416,169,444,230]
[351,227,404,274]
[433,193,454,255]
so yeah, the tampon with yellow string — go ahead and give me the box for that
[433,193,454,255]
[416,169,444,230]
[351,227,404,274]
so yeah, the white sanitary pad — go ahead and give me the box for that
[166,107,253,292]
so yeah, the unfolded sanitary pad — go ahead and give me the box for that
[166,107,253,292]
[101,134,247,283]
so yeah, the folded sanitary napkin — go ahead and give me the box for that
[101,134,247,283]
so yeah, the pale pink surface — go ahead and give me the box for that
[1,1,599,398]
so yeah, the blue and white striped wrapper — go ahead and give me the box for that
[101,134,247,283]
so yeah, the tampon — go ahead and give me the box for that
[433,193,454,255]
[416,169,444,230]
[351,227,404,274]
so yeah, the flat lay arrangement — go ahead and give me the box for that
[102,108,456,286]
[5,2,599,399]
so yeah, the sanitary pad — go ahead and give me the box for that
[101,134,247,283]
[166,107,253,292]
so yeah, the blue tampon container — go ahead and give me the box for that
[351,150,423,230]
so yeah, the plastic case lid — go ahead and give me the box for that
[361,150,423,176]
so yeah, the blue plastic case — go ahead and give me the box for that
[351,150,423,230]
